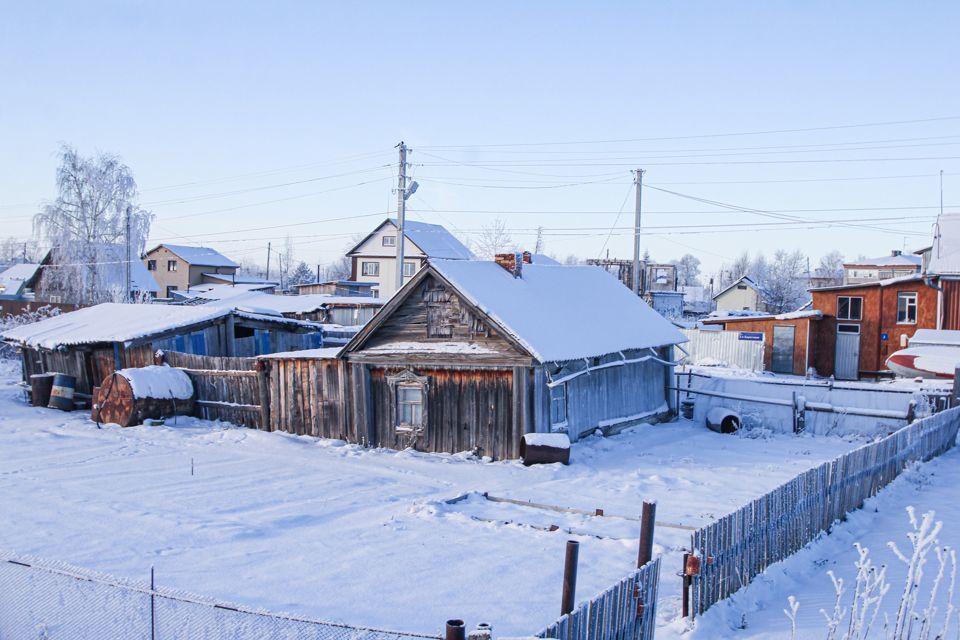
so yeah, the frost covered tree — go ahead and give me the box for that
[288,261,316,286]
[758,250,809,314]
[474,218,514,259]
[672,254,702,286]
[33,145,152,304]
[816,250,845,286]
[0,237,40,264]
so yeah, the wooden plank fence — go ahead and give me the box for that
[535,557,660,640]
[161,351,266,428]
[689,405,960,617]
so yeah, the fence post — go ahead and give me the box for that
[637,501,656,568]
[150,566,156,640]
[445,619,466,640]
[256,362,271,431]
[561,540,580,616]
[681,552,691,618]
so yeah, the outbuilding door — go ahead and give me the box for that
[835,324,861,380]
[771,326,795,374]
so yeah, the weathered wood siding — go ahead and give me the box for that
[539,350,671,440]
[20,344,154,395]
[368,365,521,459]
[163,351,263,428]
[266,357,353,440]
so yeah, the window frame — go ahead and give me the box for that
[403,261,417,277]
[836,295,863,321]
[361,261,380,276]
[382,235,397,247]
[167,259,178,272]
[549,383,568,427]
[146,259,157,271]
[396,384,424,431]
[896,291,918,325]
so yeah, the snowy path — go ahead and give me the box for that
[0,362,859,636]
[669,446,960,639]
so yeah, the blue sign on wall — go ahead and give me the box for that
[881,333,889,341]
[738,331,764,341]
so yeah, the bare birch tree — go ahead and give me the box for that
[473,218,514,259]
[33,145,153,304]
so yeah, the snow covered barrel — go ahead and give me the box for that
[92,365,194,427]
[520,432,571,466]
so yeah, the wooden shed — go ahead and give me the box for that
[1,303,324,398]
[337,255,687,459]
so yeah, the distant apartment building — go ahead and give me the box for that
[842,251,922,285]
[142,244,239,298]
[346,218,474,299]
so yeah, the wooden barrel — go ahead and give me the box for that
[94,367,194,427]
[47,373,76,411]
[29,373,56,407]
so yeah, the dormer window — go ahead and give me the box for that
[382,236,397,247]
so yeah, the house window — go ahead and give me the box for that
[167,260,178,272]
[837,296,863,321]
[146,259,157,271]
[361,261,380,276]
[166,285,178,297]
[397,385,424,430]
[897,292,918,324]
[737,284,748,290]
[549,383,567,426]
[403,262,417,277]
[382,235,397,247]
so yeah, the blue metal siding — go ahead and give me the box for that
[189,331,206,355]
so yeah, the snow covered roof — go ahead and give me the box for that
[148,244,239,268]
[182,290,383,314]
[703,309,823,323]
[201,273,278,286]
[421,260,687,362]
[0,263,40,296]
[257,347,343,360]
[173,283,278,303]
[1,303,233,350]
[530,254,561,266]
[348,219,474,260]
[809,274,925,292]
[909,329,960,348]
[844,253,922,268]
[928,214,960,275]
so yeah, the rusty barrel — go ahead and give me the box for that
[30,373,56,407]
[47,373,76,411]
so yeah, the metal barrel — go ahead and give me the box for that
[30,373,56,407]
[47,373,77,411]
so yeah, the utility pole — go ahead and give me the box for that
[632,169,645,296]
[395,141,409,292]
[124,205,132,302]
[266,242,271,280]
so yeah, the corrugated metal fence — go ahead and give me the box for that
[678,329,764,371]
[535,557,661,640]
[689,406,960,616]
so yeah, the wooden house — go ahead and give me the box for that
[338,254,686,459]
[142,244,239,299]
[713,276,766,313]
[1,303,324,396]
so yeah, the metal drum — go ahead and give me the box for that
[47,373,76,411]
[29,373,56,407]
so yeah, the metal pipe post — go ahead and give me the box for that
[637,501,656,568]
[445,619,466,640]
[681,553,691,618]
[560,540,580,615]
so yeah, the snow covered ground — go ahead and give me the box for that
[0,360,862,636]
[667,446,960,639]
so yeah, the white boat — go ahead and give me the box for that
[885,329,960,379]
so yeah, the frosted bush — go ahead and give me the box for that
[787,508,958,640]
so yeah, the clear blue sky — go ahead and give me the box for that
[2,1,958,279]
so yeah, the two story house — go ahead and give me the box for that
[346,219,474,299]
[143,244,239,298]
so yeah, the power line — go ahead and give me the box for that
[417,155,960,167]
[418,115,960,149]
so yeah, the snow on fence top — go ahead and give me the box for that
[117,365,193,400]
[431,259,687,363]
[258,347,343,360]
[0,303,232,350]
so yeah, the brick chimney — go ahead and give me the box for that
[495,251,532,278]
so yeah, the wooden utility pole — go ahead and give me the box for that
[124,205,132,301]
[632,169,645,295]
[395,141,408,292]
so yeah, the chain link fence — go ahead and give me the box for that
[0,550,439,640]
